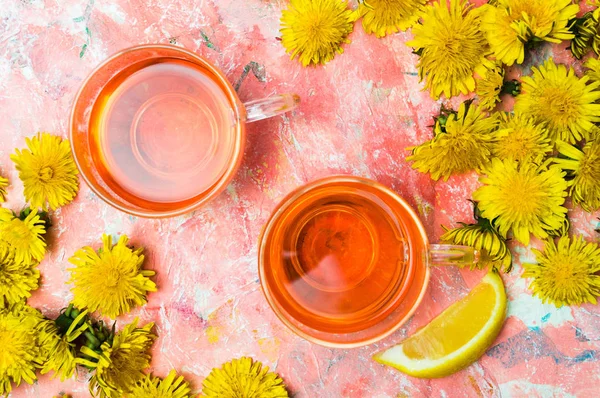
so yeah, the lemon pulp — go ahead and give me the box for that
[374,271,507,378]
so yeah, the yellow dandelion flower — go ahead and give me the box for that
[554,140,600,212]
[0,174,7,202]
[10,132,79,211]
[571,10,600,59]
[441,203,512,272]
[407,101,497,181]
[78,319,156,398]
[506,0,577,42]
[37,319,78,381]
[591,124,600,142]
[584,57,600,83]
[548,216,570,238]
[493,112,553,164]
[0,243,40,308]
[482,0,578,65]
[0,304,45,396]
[473,158,568,246]
[407,0,491,99]
[127,370,193,398]
[514,58,600,144]
[202,357,288,398]
[523,236,600,307]
[357,0,427,38]
[68,234,156,318]
[479,4,530,66]
[0,208,46,264]
[475,64,505,111]
[280,0,355,67]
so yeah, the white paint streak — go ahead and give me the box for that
[193,286,213,319]
[159,305,171,331]
[509,278,574,329]
[21,66,35,80]
[103,216,125,237]
[499,380,577,398]
[95,3,127,24]
[60,4,88,34]
[512,244,535,265]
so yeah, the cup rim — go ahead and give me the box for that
[258,175,431,348]
[69,43,246,218]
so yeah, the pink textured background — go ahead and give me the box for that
[1,0,600,397]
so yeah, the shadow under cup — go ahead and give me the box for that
[70,45,246,218]
[258,177,431,348]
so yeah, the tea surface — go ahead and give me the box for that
[264,181,416,333]
[89,58,236,204]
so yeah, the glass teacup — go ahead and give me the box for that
[70,44,299,218]
[258,176,478,348]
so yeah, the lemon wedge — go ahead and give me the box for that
[374,271,507,378]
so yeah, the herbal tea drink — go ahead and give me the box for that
[259,177,478,347]
[88,58,236,205]
[70,45,298,217]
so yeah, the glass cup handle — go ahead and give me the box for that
[428,244,480,267]
[243,94,300,123]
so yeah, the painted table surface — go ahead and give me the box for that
[2,0,600,397]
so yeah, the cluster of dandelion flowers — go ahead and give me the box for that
[475,64,505,111]
[280,0,355,67]
[79,319,156,398]
[11,133,79,211]
[514,58,600,144]
[202,357,288,398]
[68,234,156,318]
[0,304,45,396]
[0,174,7,202]
[407,0,491,99]
[554,140,600,212]
[493,112,552,165]
[127,370,193,398]
[523,236,600,307]
[407,102,497,181]
[473,158,568,246]
[357,0,427,38]
[0,208,46,265]
[0,243,40,308]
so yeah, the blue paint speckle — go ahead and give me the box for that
[541,313,551,323]
[529,326,541,332]
[573,350,597,363]
[488,328,600,368]
[575,327,590,342]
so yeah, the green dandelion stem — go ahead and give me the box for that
[65,304,74,318]
[84,331,101,348]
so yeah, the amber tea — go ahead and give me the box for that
[88,58,237,206]
[259,178,429,336]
